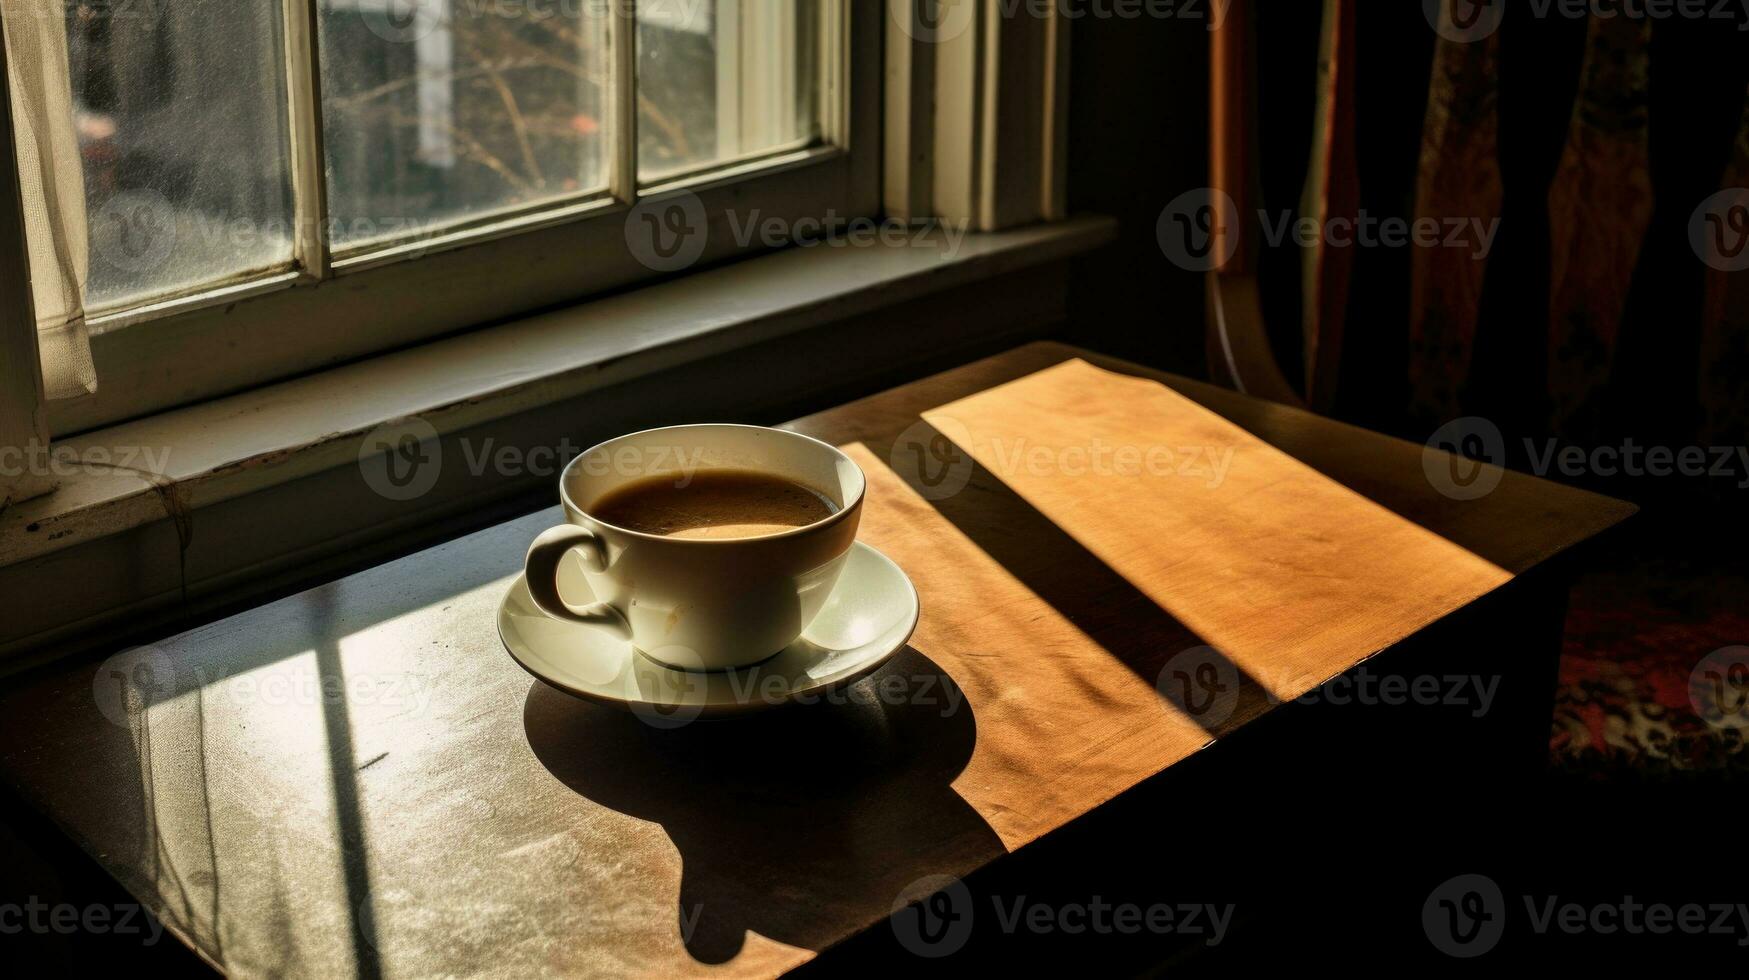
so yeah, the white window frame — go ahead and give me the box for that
[2,0,1071,497]
[715,0,804,160]
[885,0,1069,228]
[31,0,872,436]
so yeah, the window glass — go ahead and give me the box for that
[67,1,297,309]
[319,0,612,249]
[638,0,821,183]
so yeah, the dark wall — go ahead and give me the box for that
[1062,11,1210,377]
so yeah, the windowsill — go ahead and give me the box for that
[0,216,1114,571]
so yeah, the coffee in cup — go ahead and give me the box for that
[522,424,865,671]
[589,469,839,540]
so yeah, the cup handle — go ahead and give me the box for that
[524,525,632,639]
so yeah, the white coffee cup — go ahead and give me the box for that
[523,424,866,671]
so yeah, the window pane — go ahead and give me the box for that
[67,1,297,310]
[319,1,612,249]
[638,0,821,183]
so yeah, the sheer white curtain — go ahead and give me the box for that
[4,0,95,400]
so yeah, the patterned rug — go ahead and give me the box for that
[1551,550,1749,779]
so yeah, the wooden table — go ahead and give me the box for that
[0,343,1634,975]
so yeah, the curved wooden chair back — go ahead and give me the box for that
[1206,0,1356,414]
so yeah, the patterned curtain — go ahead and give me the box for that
[1400,12,1749,457]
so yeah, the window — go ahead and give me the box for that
[73,2,299,310]
[316,1,613,251]
[637,0,824,181]
[36,0,876,434]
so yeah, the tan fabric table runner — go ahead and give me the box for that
[852,358,1512,852]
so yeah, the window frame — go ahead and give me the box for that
[42,0,875,436]
[0,0,1082,651]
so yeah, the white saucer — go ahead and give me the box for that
[498,541,919,719]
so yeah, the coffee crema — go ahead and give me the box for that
[588,469,838,540]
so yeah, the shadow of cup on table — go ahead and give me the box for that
[522,647,1001,964]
